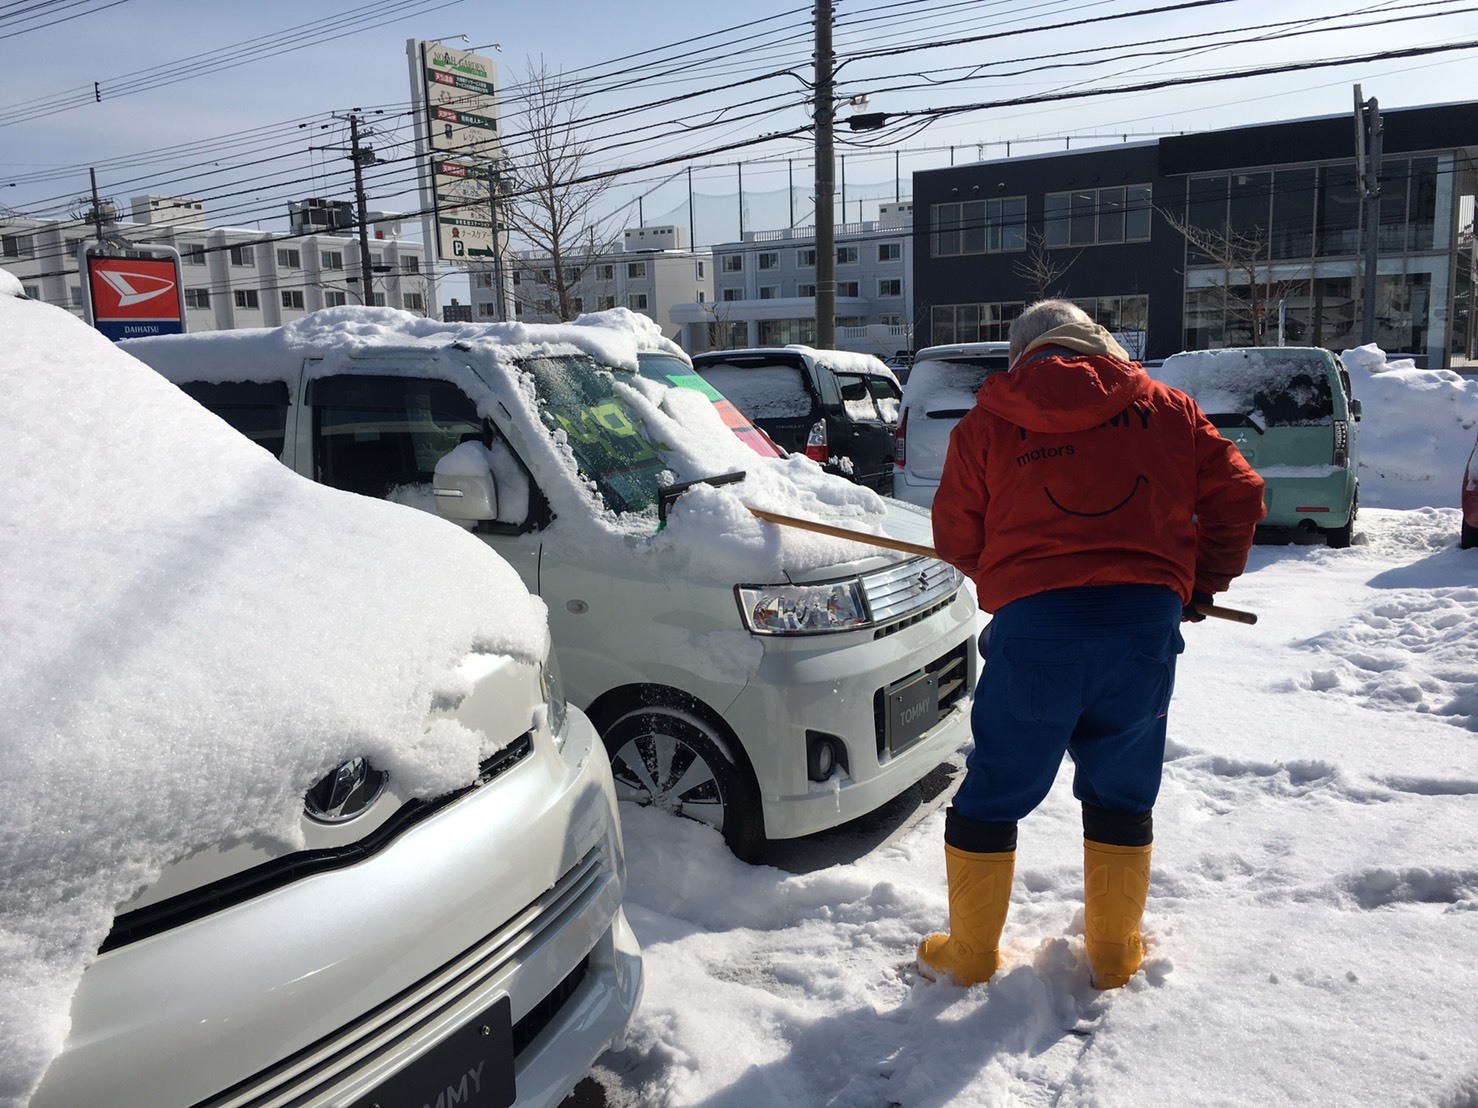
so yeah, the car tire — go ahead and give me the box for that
[603,708,765,862]
[1462,521,1478,550]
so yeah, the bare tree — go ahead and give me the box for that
[1013,229,1079,303]
[1161,210,1305,346]
[696,298,742,352]
[500,59,619,321]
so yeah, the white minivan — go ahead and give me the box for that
[892,341,1011,508]
[3,278,640,1108]
[124,308,977,862]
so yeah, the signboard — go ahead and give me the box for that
[432,159,496,258]
[81,250,186,341]
[410,39,505,265]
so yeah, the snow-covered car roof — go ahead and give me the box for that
[124,308,906,583]
[0,277,551,1102]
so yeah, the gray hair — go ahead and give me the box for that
[1008,299,1094,364]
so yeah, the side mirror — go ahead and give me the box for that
[1349,398,1362,422]
[433,442,498,523]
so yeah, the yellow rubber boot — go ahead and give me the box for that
[916,845,1014,986]
[1083,840,1153,989]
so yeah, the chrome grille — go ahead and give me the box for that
[860,557,960,625]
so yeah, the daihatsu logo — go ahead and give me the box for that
[94,268,175,307]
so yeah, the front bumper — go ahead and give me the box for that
[32,714,641,1108]
[724,586,976,841]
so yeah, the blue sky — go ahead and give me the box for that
[4,0,1475,250]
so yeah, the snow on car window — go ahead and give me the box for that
[902,356,1005,416]
[1155,349,1335,426]
[694,364,814,419]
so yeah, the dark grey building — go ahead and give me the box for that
[912,101,1478,367]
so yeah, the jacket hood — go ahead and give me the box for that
[980,322,1149,433]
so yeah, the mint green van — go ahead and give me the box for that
[1155,347,1362,547]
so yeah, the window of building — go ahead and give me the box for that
[281,290,305,310]
[403,292,426,313]
[182,246,206,266]
[628,293,649,310]
[184,288,211,309]
[758,252,779,270]
[595,264,615,281]
[758,318,816,345]
[324,290,347,307]
[514,303,525,317]
[627,262,647,280]
[478,302,498,318]
[696,260,705,278]
[722,254,743,272]
[540,268,554,283]
[1044,186,1151,249]
[277,248,301,269]
[837,281,860,297]
[571,297,584,313]
[721,287,743,302]
[475,272,495,289]
[878,313,903,326]
[321,250,344,271]
[931,196,1028,256]
[797,283,816,298]
[598,294,617,310]
[877,278,902,297]
[836,246,859,265]
[229,245,255,267]
[878,242,902,262]
[366,293,385,307]
[369,251,384,267]
[1,234,35,258]
[65,237,86,255]
[758,286,780,300]
[510,271,522,286]
[70,286,84,307]
[696,290,706,302]
[401,256,420,273]
[234,289,260,309]
[930,301,1024,344]
[797,248,816,267]
[22,284,40,299]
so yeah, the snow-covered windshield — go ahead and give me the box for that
[904,354,1009,416]
[637,352,786,459]
[522,352,670,514]
[1156,348,1337,427]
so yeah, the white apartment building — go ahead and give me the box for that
[669,202,916,357]
[1,195,428,332]
[468,224,712,343]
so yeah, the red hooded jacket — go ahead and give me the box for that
[932,328,1265,613]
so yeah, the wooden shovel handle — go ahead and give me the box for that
[745,505,1259,625]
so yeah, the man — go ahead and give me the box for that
[918,300,1265,990]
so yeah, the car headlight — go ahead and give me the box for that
[737,579,871,635]
[304,757,388,823]
[540,658,569,749]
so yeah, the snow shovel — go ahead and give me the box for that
[746,506,1258,625]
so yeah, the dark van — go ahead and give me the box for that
[690,346,901,493]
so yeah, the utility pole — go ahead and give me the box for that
[347,112,376,306]
[814,0,836,349]
[1354,86,1383,346]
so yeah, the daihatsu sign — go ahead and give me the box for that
[81,249,187,341]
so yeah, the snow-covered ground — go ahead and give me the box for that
[593,349,1478,1107]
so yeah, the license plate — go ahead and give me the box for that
[349,996,515,1108]
[887,672,939,753]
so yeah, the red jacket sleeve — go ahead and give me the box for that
[931,409,992,578]
[1189,406,1266,595]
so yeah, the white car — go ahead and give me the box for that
[892,341,1011,508]
[2,274,641,1108]
[124,309,977,863]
